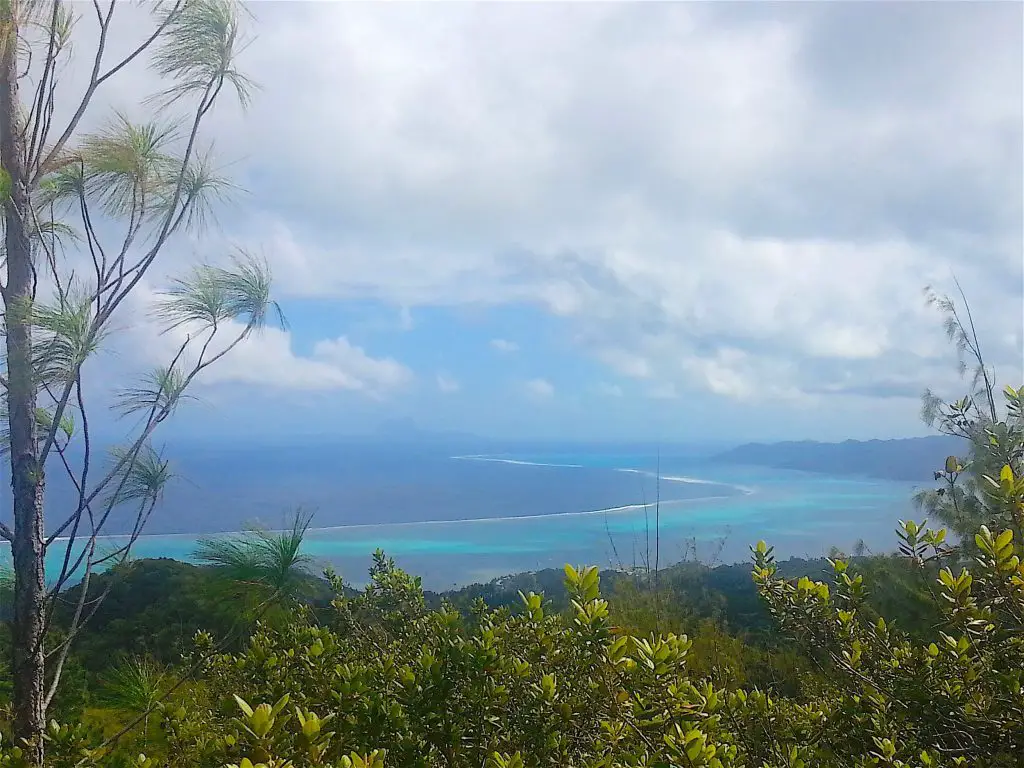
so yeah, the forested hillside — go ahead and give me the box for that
[713,436,967,481]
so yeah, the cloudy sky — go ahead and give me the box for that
[70,0,1023,444]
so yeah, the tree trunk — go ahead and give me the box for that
[9,486,45,767]
[0,3,48,764]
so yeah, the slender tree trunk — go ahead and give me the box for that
[1,4,48,763]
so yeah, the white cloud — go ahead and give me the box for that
[58,3,1023,420]
[525,378,555,399]
[687,350,755,400]
[679,348,804,403]
[490,338,520,353]
[311,337,414,393]
[205,2,1019,407]
[192,330,412,395]
[118,282,412,397]
[436,372,461,393]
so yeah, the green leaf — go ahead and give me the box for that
[995,529,1014,553]
[233,695,254,718]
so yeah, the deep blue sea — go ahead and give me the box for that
[24,441,927,590]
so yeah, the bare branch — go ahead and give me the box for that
[33,0,186,183]
[46,444,165,604]
[45,336,189,547]
[99,78,222,317]
[34,289,106,465]
[953,276,998,423]
[45,376,93,596]
[42,539,96,711]
[25,0,64,170]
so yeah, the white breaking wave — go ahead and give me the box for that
[451,455,585,469]
[616,466,754,495]
[455,456,756,496]
[664,475,755,496]
[306,495,734,533]
[58,495,740,544]
[62,456,755,543]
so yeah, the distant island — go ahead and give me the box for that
[711,435,967,482]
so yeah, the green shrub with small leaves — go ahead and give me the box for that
[2,517,1020,768]
[2,372,1020,768]
[751,386,1023,767]
[18,507,1012,768]
[152,554,753,767]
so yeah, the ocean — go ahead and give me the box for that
[24,441,927,590]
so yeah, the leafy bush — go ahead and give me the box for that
[13,502,1018,768]
[1,383,1020,766]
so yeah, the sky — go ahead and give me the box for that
[60,0,1024,444]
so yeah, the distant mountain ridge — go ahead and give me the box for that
[712,435,967,482]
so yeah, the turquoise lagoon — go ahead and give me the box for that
[40,450,926,591]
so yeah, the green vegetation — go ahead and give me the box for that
[0,373,1015,766]
[916,289,1024,550]
[0,0,1018,763]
